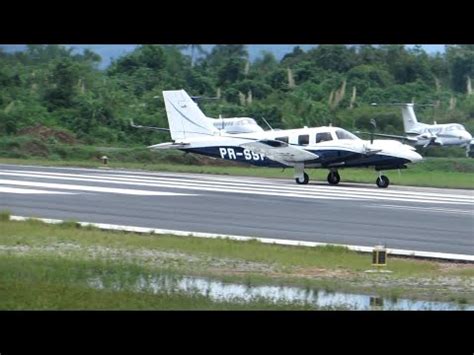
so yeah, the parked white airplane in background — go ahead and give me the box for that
[370,103,473,156]
[132,116,263,135]
[141,90,422,188]
[131,96,264,135]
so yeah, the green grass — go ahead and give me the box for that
[0,219,441,277]
[1,218,472,308]
[0,209,11,221]
[0,255,314,310]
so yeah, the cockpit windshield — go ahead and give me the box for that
[335,129,360,140]
[447,124,465,131]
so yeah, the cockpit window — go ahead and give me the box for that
[275,136,289,143]
[448,124,465,131]
[316,132,333,143]
[298,135,309,145]
[240,118,257,125]
[335,129,359,140]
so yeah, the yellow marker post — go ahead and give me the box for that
[372,245,387,270]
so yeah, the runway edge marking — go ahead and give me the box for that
[9,215,474,263]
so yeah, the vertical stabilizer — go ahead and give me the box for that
[401,103,420,132]
[163,90,217,140]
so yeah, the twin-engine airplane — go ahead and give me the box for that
[143,90,422,188]
[369,103,473,156]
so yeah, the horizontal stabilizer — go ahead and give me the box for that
[148,142,190,150]
[130,119,170,132]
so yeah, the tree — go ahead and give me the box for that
[138,45,165,70]
[43,59,81,109]
[446,45,474,93]
[307,45,358,72]
[217,57,245,86]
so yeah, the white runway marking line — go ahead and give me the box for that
[0,171,472,204]
[3,164,474,194]
[0,186,77,195]
[102,173,474,203]
[1,169,472,205]
[107,173,474,199]
[9,215,474,262]
[0,179,199,197]
[60,168,474,195]
[366,204,474,215]
[0,171,356,201]
[10,168,474,201]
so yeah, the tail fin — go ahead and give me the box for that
[163,90,218,141]
[401,103,420,132]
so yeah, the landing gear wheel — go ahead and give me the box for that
[295,172,309,185]
[327,171,340,185]
[376,175,390,188]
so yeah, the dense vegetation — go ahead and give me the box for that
[1,45,474,157]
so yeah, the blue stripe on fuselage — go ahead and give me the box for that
[184,147,284,167]
[182,147,410,169]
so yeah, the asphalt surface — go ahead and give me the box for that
[0,163,473,255]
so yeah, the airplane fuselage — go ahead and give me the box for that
[175,126,421,170]
[407,123,472,147]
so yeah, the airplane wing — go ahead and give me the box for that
[240,139,319,165]
[355,131,418,144]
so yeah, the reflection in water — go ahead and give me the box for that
[88,274,474,310]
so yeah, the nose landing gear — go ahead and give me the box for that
[295,172,309,184]
[294,164,309,184]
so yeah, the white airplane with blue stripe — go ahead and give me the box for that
[146,90,422,188]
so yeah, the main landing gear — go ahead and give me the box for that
[376,173,390,188]
[327,169,340,185]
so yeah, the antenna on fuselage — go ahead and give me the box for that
[219,114,224,132]
[261,116,274,131]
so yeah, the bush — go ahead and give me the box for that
[0,210,11,221]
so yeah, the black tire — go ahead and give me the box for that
[376,175,390,188]
[295,172,309,185]
[327,171,340,185]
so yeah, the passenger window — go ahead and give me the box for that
[316,132,333,143]
[298,135,309,145]
[275,136,289,143]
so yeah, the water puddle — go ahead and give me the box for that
[88,274,474,310]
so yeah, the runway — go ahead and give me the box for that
[0,163,473,256]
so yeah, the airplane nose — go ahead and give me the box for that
[464,131,473,142]
[409,150,423,163]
